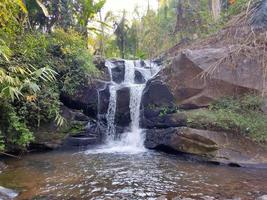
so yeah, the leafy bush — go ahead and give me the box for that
[49,29,99,94]
[0,101,34,151]
[0,29,99,151]
[186,94,267,142]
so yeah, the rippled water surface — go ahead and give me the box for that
[0,149,267,200]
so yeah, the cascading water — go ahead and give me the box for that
[87,59,161,154]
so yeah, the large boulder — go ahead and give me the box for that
[145,127,267,167]
[141,77,177,128]
[162,47,266,109]
[60,83,100,118]
[30,106,103,150]
[142,78,175,108]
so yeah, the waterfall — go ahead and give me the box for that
[106,85,117,139]
[89,59,161,154]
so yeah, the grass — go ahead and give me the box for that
[185,94,267,142]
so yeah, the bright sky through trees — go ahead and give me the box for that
[102,0,158,18]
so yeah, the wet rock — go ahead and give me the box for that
[30,107,103,151]
[64,119,104,147]
[61,106,90,122]
[98,84,110,116]
[115,87,131,127]
[257,195,267,200]
[162,48,265,108]
[65,134,99,146]
[145,127,267,167]
[0,186,18,200]
[111,60,125,84]
[135,70,146,84]
[141,112,187,129]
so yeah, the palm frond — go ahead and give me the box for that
[32,67,57,82]
[55,112,66,127]
[1,86,23,101]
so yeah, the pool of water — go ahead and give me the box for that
[0,148,267,200]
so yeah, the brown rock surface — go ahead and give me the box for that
[162,47,266,108]
[145,127,267,167]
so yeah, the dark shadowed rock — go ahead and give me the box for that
[98,84,110,115]
[141,77,176,128]
[65,134,99,146]
[145,127,267,167]
[60,84,99,118]
[142,78,175,108]
[111,60,125,84]
[115,87,131,127]
[141,112,187,129]
[64,118,104,147]
[93,56,106,71]
[135,70,146,84]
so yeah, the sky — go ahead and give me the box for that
[102,0,159,19]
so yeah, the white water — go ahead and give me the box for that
[86,60,161,154]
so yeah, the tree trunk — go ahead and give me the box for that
[99,10,105,57]
[210,0,221,21]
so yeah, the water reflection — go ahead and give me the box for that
[0,150,266,199]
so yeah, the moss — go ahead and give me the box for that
[184,95,267,143]
[62,121,87,136]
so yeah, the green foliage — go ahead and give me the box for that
[159,106,176,117]
[0,0,103,152]
[50,29,99,94]
[75,0,106,35]
[110,0,255,59]
[63,121,86,136]
[15,83,62,128]
[186,95,267,142]
[0,29,99,151]
[223,0,251,17]
[0,101,34,151]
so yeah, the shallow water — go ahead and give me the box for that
[0,149,267,200]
